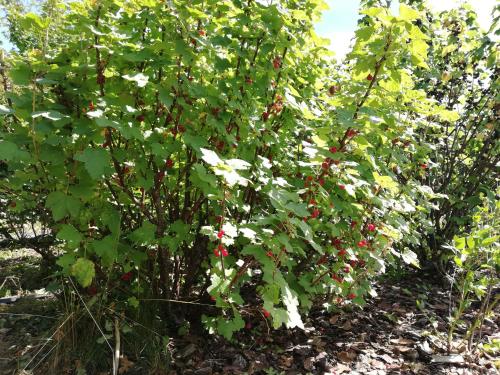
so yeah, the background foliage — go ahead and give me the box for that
[0,0,498,370]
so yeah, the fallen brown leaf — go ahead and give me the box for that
[390,338,414,346]
[370,359,386,369]
[329,315,340,324]
[338,350,357,363]
[333,362,351,374]
[304,356,314,371]
[118,355,134,374]
[380,354,394,363]
[341,320,352,330]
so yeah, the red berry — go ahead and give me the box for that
[121,272,132,281]
[262,111,269,122]
[262,308,271,318]
[272,56,281,69]
[329,146,338,153]
[367,223,376,232]
[266,251,274,258]
[311,208,320,218]
[198,29,206,36]
[343,266,350,273]
[348,293,356,300]
[331,274,343,283]
[213,248,220,257]
[358,240,368,248]
[166,159,174,168]
[322,162,329,170]
[338,184,345,190]
[338,249,347,257]
[318,178,325,186]
[349,260,357,268]
[328,85,339,95]
[347,129,357,138]
[217,230,224,239]
[136,114,145,122]
[306,176,314,182]
[221,248,229,257]
[178,124,186,133]
[245,77,253,85]
[89,101,95,111]
[367,74,373,81]
[351,221,357,228]
[309,198,316,206]
[332,238,342,248]
[420,163,427,169]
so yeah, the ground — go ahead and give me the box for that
[0,250,498,375]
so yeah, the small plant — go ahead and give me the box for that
[445,193,499,353]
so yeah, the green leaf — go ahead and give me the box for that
[46,191,81,221]
[57,224,83,249]
[128,296,140,308]
[75,148,112,180]
[32,110,67,121]
[93,235,118,267]
[71,258,95,287]
[0,105,13,115]
[217,308,245,340]
[0,141,29,161]
[56,253,76,272]
[401,249,419,267]
[399,4,420,21]
[122,73,149,87]
[281,285,304,329]
[129,221,156,244]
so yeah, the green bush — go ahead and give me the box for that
[0,0,457,340]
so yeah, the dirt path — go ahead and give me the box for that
[165,273,499,375]
[0,249,498,375]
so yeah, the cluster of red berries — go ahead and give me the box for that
[213,230,228,257]
[262,94,284,122]
[213,244,228,257]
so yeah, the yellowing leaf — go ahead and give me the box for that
[373,172,399,193]
[71,258,95,287]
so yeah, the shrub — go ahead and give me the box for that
[0,0,451,339]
